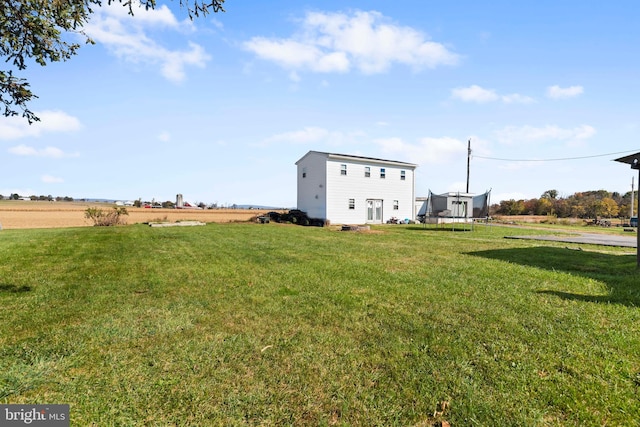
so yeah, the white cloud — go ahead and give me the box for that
[42,175,64,184]
[495,124,596,145]
[8,145,79,158]
[451,85,499,103]
[546,85,584,99]
[85,2,209,83]
[244,10,459,76]
[0,110,81,140]
[452,85,535,104]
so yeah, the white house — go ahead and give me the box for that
[295,151,417,224]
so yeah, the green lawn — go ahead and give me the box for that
[1,223,639,426]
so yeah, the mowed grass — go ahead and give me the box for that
[0,223,639,426]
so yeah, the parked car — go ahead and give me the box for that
[631,216,638,227]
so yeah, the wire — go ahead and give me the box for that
[472,149,640,162]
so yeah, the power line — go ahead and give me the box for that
[473,148,640,162]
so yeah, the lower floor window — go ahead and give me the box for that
[393,200,399,210]
[348,198,355,209]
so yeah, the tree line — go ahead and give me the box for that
[491,189,638,219]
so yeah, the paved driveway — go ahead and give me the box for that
[506,232,637,248]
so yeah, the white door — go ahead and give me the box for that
[367,199,383,223]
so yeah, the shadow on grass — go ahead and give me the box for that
[405,225,474,232]
[0,284,32,294]
[468,246,640,306]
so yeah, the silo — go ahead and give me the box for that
[176,194,184,209]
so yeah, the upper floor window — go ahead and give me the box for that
[302,167,307,178]
[400,170,406,180]
[341,164,347,176]
[348,198,355,209]
[364,166,371,178]
[380,168,386,179]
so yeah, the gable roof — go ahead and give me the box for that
[295,150,417,168]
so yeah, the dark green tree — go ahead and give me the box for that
[1,0,225,123]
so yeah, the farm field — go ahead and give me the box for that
[1,222,639,425]
[0,200,278,229]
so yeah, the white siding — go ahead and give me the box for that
[296,152,328,220]
[297,151,416,225]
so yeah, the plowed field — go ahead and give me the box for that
[0,201,279,229]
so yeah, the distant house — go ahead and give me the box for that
[295,151,417,224]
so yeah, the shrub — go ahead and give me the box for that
[85,206,129,226]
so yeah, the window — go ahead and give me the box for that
[400,170,406,180]
[364,166,370,177]
[302,167,307,178]
[380,168,386,179]
[393,200,399,210]
[348,198,355,209]
[341,164,347,176]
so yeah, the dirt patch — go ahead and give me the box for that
[0,201,282,230]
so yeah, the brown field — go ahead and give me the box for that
[0,201,282,230]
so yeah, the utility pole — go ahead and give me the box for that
[466,139,471,193]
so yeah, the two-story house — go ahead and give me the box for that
[295,151,417,224]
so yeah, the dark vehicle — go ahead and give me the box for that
[631,216,638,227]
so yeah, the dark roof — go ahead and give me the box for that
[614,152,640,170]
[297,150,418,168]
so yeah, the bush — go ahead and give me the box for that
[85,206,129,226]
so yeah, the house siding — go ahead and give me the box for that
[296,152,328,220]
[296,151,416,224]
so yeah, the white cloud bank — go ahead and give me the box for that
[451,85,534,104]
[546,85,584,99]
[85,2,209,82]
[0,110,81,140]
[244,10,459,75]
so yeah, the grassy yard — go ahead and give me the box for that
[1,223,639,426]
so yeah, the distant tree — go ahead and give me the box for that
[1,0,225,122]
[599,197,620,218]
[554,198,571,218]
[162,200,175,208]
[497,199,525,215]
[541,189,558,200]
[133,199,142,208]
[536,197,554,215]
[523,198,538,215]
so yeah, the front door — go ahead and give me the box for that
[367,199,383,223]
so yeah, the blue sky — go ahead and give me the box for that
[1,1,639,207]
